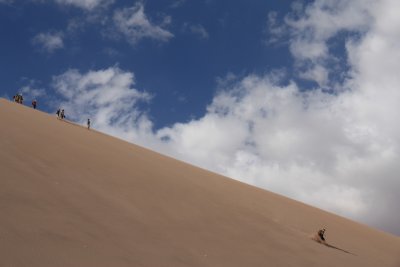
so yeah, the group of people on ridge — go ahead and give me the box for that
[13,93,37,109]
[11,94,91,130]
[56,109,66,120]
[13,93,24,104]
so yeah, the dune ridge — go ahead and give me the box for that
[0,98,399,267]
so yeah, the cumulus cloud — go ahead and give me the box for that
[52,67,154,141]
[32,32,64,53]
[20,86,46,100]
[158,75,373,214]
[50,0,400,235]
[54,0,113,10]
[113,2,174,45]
[267,0,373,86]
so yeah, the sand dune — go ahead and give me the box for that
[0,98,399,267]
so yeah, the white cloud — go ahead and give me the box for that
[170,0,186,9]
[52,67,154,141]
[268,0,374,86]
[20,86,46,99]
[298,65,329,86]
[32,32,64,53]
[265,11,288,45]
[54,0,113,10]
[113,3,174,45]
[184,23,209,40]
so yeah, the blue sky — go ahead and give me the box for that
[1,0,295,127]
[1,0,400,236]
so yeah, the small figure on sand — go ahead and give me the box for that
[87,118,91,130]
[32,99,37,109]
[318,228,326,241]
[56,109,61,119]
[312,228,352,254]
[60,109,65,120]
[311,228,327,244]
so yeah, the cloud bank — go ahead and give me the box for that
[52,0,400,235]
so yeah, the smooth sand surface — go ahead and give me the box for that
[1,98,399,267]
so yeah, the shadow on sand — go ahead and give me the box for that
[324,243,355,255]
[311,235,356,256]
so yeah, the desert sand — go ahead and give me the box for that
[0,98,399,267]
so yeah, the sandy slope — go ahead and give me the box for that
[0,98,399,267]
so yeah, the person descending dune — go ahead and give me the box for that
[318,228,326,241]
[312,228,353,254]
[311,228,327,244]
